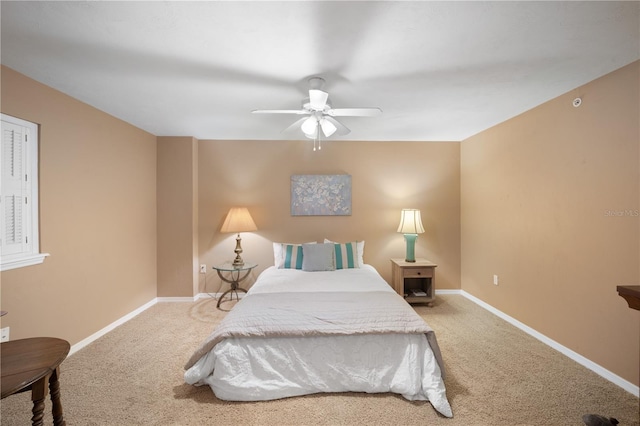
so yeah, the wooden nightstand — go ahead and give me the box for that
[391,258,437,306]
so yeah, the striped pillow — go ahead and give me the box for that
[273,241,315,266]
[333,242,359,269]
[277,243,305,269]
[324,239,365,267]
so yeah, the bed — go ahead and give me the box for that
[184,249,452,418]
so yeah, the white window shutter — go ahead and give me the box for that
[1,121,30,255]
[1,114,46,271]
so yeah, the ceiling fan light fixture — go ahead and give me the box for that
[301,116,318,136]
[319,118,337,137]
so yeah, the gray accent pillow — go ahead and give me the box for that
[302,243,335,272]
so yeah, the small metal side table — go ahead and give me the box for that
[213,262,258,308]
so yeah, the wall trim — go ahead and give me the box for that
[156,293,244,302]
[434,289,460,295]
[157,296,198,302]
[70,295,211,355]
[451,289,639,397]
[69,298,158,356]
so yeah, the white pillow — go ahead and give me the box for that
[324,239,365,267]
[302,243,335,272]
[273,241,316,266]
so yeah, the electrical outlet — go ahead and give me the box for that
[1,327,9,342]
[493,275,499,286]
[200,264,207,274]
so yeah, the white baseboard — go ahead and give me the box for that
[69,298,158,356]
[453,289,639,397]
[435,289,460,295]
[158,293,244,302]
[156,293,240,302]
[157,296,198,302]
[69,294,221,355]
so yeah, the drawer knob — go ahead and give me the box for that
[417,272,421,275]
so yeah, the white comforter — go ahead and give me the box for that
[184,265,452,418]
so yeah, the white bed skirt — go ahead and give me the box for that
[185,333,452,418]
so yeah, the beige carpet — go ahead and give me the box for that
[1,295,638,425]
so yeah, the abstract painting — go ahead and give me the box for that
[291,174,352,216]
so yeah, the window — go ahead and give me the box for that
[1,114,48,271]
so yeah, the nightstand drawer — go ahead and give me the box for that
[403,267,433,279]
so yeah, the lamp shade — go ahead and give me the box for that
[301,117,318,137]
[319,118,337,137]
[220,207,257,233]
[397,209,425,234]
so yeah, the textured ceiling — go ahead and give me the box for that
[1,1,638,141]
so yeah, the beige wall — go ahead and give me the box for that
[0,66,157,345]
[157,136,199,297]
[197,140,461,293]
[461,61,640,386]
[2,60,637,392]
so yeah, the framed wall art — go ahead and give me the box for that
[291,174,352,216]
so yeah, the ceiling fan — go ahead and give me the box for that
[252,77,382,145]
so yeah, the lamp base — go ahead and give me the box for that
[403,233,418,262]
[232,233,244,267]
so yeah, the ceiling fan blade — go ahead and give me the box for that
[309,89,329,110]
[327,107,382,117]
[324,116,350,136]
[252,109,308,115]
[281,117,308,134]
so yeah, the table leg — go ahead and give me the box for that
[49,367,66,426]
[31,376,48,426]
[215,267,253,308]
[217,287,248,308]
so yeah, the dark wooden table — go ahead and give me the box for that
[617,285,640,311]
[1,337,71,426]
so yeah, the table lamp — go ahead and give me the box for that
[397,209,424,262]
[220,207,257,267]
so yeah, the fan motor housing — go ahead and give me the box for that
[302,98,331,112]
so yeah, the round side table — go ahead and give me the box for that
[213,262,258,308]
[1,337,70,426]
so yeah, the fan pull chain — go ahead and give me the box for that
[312,129,322,151]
